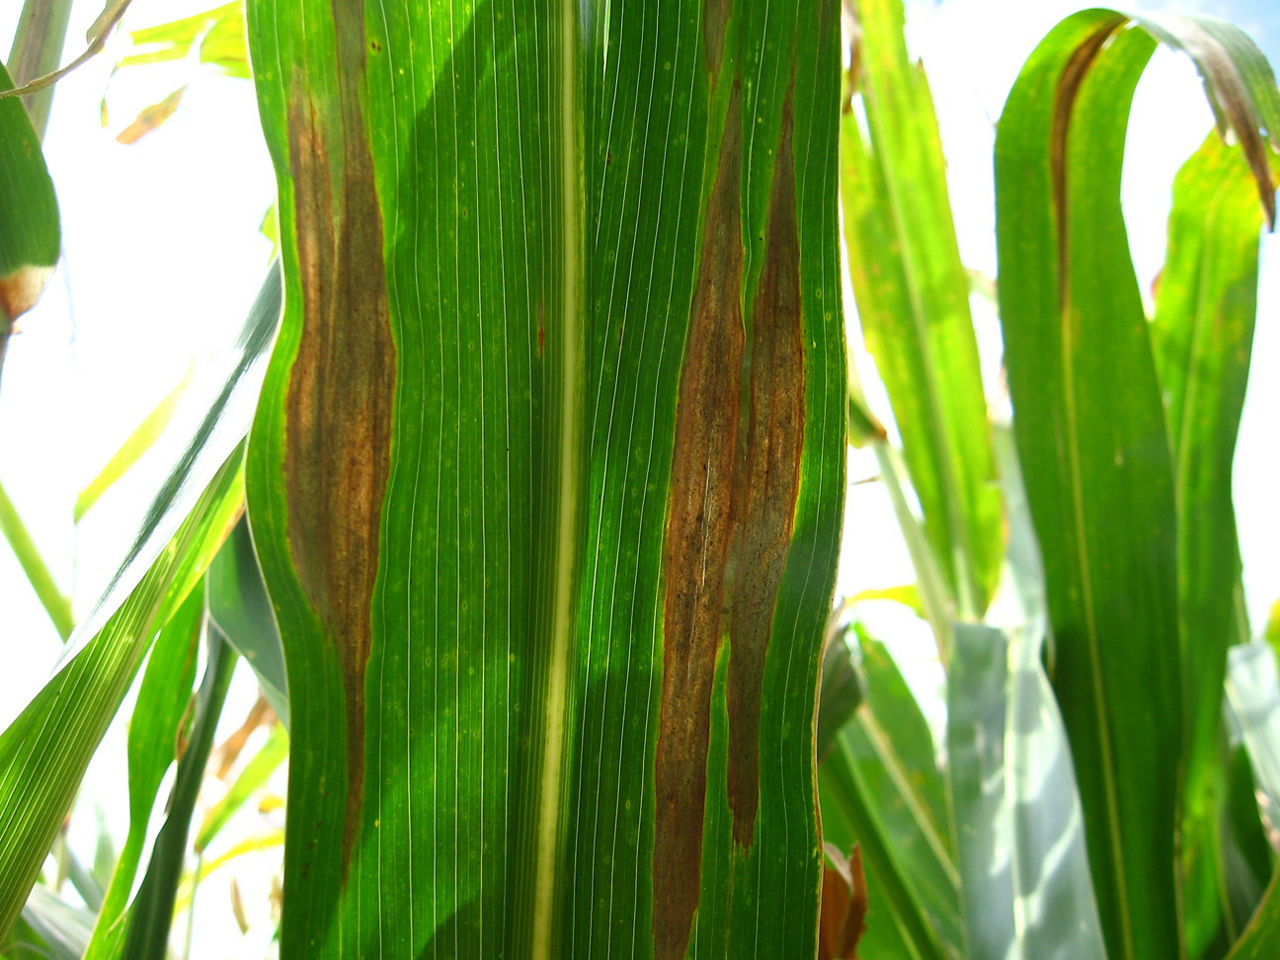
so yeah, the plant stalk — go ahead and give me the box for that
[6,0,75,140]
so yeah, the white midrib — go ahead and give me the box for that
[531,1,581,955]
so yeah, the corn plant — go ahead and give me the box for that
[0,0,1277,958]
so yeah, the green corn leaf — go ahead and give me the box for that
[0,59,59,381]
[1151,129,1277,956]
[74,365,196,523]
[206,516,288,727]
[995,11,1279,958]
[819,633,961,959]
[841,0,1001,618]
[1225,867,1280,960]
[244,0,846,956]
[119,625,236,960]
[0,266,279,943]
[81,585,202,960]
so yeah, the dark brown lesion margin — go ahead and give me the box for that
[282,0,395,877]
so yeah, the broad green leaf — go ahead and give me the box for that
[0,265,279,943]
[1151,130,1277,956]
[819,634,961,959]
[995,11,1279,957]
[245,1,845,958]
[0,59,59,379]
[206,517,287,726]
[841,0,1001,617]
[119,628,236,960]
[82,585,202,960]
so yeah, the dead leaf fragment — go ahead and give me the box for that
[0,264,54,322]
[819,843,868,960]
[117,85,186,144]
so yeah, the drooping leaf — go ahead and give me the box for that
[841,0,1001,617]
[995,11,1280,957]
[0,265,279,943]
[81,584,202,960]
[245,2,845,958]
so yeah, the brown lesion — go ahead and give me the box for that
[725,83,804,850]
[704,0,732,82]
[653,72,808,956]
[281,0,394,877]
[654,82,744,960]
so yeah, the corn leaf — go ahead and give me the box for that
[81,585,202,960]
[0,59,59,378]
[841,0,1001,617]
[244,0,845,956]
[1152,129,1277,954]
[995,11,1279,957]
[0,266,279,942]
[119,626,235,960]
[818,633,961,959]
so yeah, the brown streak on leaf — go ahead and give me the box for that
[726,81,804,850]
[0,265,54,322]
[654,81,743,960]
[1050,19,1124,309]
[704,0,731,82]
[283,0,393,879]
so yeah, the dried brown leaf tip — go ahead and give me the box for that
[819,843,868,960]
[0,264,54,324]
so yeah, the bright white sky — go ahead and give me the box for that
[0,0,1276,953]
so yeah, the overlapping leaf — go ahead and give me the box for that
[995,10,1279,957]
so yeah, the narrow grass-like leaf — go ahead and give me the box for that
[74,365,195,522]
[0,478,74,638]
[82,585,202,960]
[0,266,278,943]
[842,0,1001,616]
[194,720,287,854]
[246,0,845,955]
[119,627,235,960]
